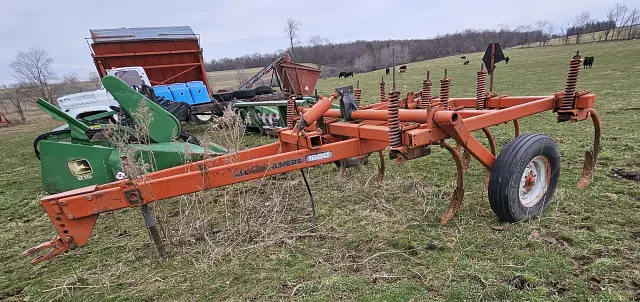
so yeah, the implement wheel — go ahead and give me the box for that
[488,134,561,222]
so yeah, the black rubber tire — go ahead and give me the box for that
[488,133,561,222]
[233,88,256,99]
[191,112,212,124]
[212,91,234,102]
[255,85,274,95]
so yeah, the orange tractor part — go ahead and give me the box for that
[24,56,601,264]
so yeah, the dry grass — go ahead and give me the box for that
[1,41,639,301]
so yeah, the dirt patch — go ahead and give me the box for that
[528,229,571,247]
[508,275,535,290]
[611,168,640,181]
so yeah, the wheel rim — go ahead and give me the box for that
[195,113,212,122]
[518,155,551,207]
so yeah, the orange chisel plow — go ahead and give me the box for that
[24,57,601,264]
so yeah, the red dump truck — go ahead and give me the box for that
[89,26,211,91]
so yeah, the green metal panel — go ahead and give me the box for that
[40,140,117,194]
[36,99,96,143]
[102,75,181,143]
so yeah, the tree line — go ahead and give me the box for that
[206,3,639,77]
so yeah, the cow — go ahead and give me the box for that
[338,72,346,78]
[344,71,354,78]
[505,57,510,64]
[385,68,390,75]
[583,56,594,68]
[398,65,407,74]
[461,56,467,59]
[463,60,470,65]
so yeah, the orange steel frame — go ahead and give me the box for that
[24,59,601,264]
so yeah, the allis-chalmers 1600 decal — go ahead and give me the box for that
[233,158,303,178]
[233,151,333,178]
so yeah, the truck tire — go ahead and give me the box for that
[191,112,213,124]
[255,85,274,95]
[233,88,256,99]
[212,91,234,102]
[488,133,561,222]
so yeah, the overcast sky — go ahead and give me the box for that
[0,0,636,84]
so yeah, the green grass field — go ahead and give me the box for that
[1,40,639,301]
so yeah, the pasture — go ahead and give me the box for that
[1,40,639,301]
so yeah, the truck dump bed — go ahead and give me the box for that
[89,26,211,91]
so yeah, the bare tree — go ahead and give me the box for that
[87,71,101,87]
[625,8,639,39]
[573,11,593,44]
[0,83,34,122]
[353,53,374,72]
[559,23,570,45]
[58,72,88,95]
[284,18,301,59]
[605,6,617,40]
[546,23,556,45]
[614,3,629,39]
[9,48,56,103]
[307,35,329,68]
[535,20,550,46]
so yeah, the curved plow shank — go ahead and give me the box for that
[577,108,601,188]
[461,150,471,172]
[376,150,385,182]
[513,119,521,138]
[439,142,465,224]
[481,127,497,191]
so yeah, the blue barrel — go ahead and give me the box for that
[168,83,194,104]
[186,81,211,104]
[152,85,174,102]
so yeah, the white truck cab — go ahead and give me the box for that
[57,67,151,119]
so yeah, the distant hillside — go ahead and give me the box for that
[205,29,542,77]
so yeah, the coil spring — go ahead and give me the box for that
[286,97,296,128]
[354,88,361,107]
[561,58,582,111]
[440,76,451,109]
[380,78,386,102]
[476,67,487,110]
[316,116,327,133]
[419,71,432,109]
[388,91,401,148]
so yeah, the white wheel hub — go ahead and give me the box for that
[518,155,550,207]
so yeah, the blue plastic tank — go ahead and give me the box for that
[168,83,194,104]
[186,81,211,104]
[152,85,174,102]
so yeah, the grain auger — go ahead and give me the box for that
[23,54,601,264]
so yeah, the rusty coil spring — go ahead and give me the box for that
[439,76,451,109]
[316,115,327,133]
[561,58,582,111]
[419,71,432,109]
[476,68,487,110]
[388,91,402,148]
[354,88,362,107]
[286,97,296,128]
[380,79,386,102]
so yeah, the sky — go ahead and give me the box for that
[0,0,636,85]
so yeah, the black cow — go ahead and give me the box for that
[339,71,353,78]
[398,65,407,74]
[461,56,467,59]
[583,56,594,68]
[505,57,510,64]
[385,68,390,75]
[463,60,470,65]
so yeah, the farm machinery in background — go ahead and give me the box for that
[35,76,227,195]
[58,26,325,134]
[24,43,602,264]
